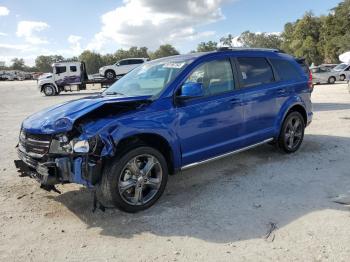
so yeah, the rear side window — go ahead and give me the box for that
[270,59,302,81]
[55,66,66,74]
[237,57,274,87]
[70,66,77,72]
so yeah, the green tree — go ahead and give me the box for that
[149,44,179,59]
[11,58,25,70]
[280,12,323,65]
[35,55,64,72]
[238,31,282,49]
[78,50,104,75]
[196,41,218,52]
[319,0,350,63]
[219,34,235,47]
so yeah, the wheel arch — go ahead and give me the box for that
[113,133,178,175]
[275,98,308,136]
[40,83,58,93]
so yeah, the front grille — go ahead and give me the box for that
[19,130,52,158]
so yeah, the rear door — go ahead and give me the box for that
[235,56,279,145]
[66,64,82,84]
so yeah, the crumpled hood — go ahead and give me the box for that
[22,95,151,134]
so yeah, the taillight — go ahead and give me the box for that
[308,71,313,90]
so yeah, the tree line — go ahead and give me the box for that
[3,0,350,74]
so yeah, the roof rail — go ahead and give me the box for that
[217,47,284,53]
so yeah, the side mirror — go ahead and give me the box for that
[178,82,204,100]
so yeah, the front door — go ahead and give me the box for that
[54,65,68,86]
[176,59,245,166]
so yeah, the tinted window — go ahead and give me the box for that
[271,59,301,81]
[55,66,66,74]
[119,60,129,66]
[185,59,234,96]
[70,66,77,72]
[237,57,274,87]
[129,59,144,65]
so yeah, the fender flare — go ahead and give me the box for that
[95,122,182,171]
[274,96,307,136]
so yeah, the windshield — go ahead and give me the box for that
[333,63,348,71]
[104,58,191,97]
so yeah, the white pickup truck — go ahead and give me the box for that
[37,61,116,96]
[99,58,149,79]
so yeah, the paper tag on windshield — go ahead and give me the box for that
[163,62,186,69]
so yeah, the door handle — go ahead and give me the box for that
[229,98,241,104]
[276,88,287,95]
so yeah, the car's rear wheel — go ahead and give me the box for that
[328,76,336,84]
[340,74,346,81]
[105,70,116,80]
[43,84,56,96]
[98,146,168,212]
[278,111,305,153]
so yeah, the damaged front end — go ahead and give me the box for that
[14,95,152,193]
[14,127,105,191]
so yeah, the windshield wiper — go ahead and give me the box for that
[104,91,125,96]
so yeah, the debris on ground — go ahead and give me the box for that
[265,222,278,242]
[331,193,350,205]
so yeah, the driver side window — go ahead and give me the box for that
[185,59,235,96]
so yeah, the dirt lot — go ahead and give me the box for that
[0,80,350,262]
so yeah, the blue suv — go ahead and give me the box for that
[15,48,313,212]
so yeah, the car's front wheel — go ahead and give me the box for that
[340,74,346,81]
[98,146,168,212]
[43,84,56,96]
[278,111,305,153]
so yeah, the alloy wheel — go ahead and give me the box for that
[284,116,303,150]
[118,154,162,206]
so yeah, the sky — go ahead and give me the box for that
[0,0,343,66]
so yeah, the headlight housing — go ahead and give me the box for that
[49,135,97,154]
[73,140,90,153]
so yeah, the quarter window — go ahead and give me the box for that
[270,59,302,81]
[70,66,77,72]
[237,57,274,87]
[185,59,235,96]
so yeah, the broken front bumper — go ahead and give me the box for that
[14,149,102,187]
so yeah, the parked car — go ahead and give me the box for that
[15,49,313,212]
[99,58,149,79]
[320,63,338,70]
[332,63,350,81]
[310,66,340,84]
[0,73,14,81]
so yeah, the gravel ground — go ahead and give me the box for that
[0,80,350,262]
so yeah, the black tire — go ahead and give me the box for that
[328,76,336,84]
[97,146,168,213]
[42,84,56,96]
[105,70,116,80]
[340,74,346,81]
[278,111,305,153]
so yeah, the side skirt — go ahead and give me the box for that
[181,138,274,171]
